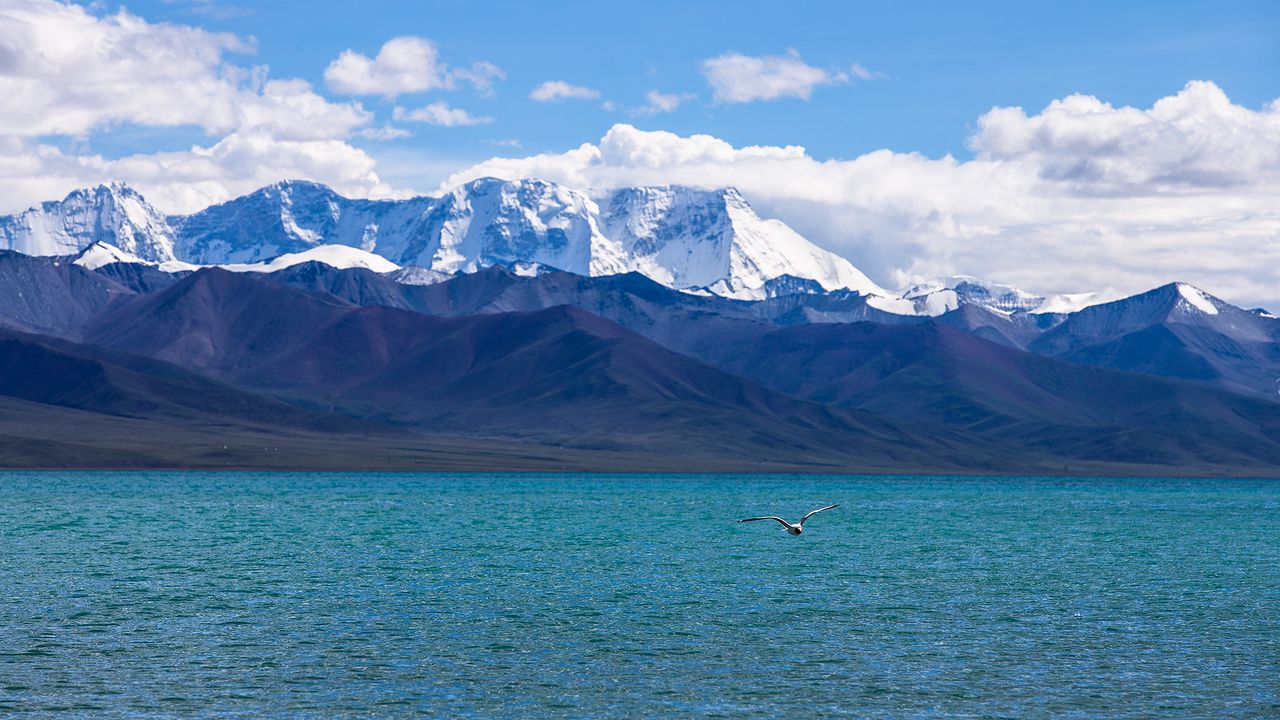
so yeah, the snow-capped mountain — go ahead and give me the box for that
[1033,282,1267,347]
[599,186,886,296]
[0,183,177,261]
[411,178,621,276]
[1026,282,1280,397]
[0,179,883,297]
[170,180,435,264]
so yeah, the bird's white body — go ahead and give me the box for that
[739,504,838,536]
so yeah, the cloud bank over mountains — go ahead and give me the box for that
[0,0,1276,306]
[448,82,1280,306]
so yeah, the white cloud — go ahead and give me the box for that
[443,82,1280,308]
[701,49,846,103]
[323,36,503,99]
[0,0,397,214]
[970,81,1280,191]
[393,102,492,127]
[529,81,600,102]
[638,90,695,115]
[0,0,250,136]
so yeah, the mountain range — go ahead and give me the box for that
[1,180,1278,474]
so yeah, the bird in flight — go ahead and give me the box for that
[738,504,838,535]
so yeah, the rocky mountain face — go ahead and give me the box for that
[0,183,178,262]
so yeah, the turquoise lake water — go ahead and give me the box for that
[1,472,1277,718]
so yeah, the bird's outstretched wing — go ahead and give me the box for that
[799,504,839,525]
[739,516,791,528]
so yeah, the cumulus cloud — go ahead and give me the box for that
[529,81,600,102]
[0,0,402,214]
[0,0,252,136]
[393,101,492,127]
[701,49,846,103]
[443,82,1280,308]
[971,81,1280,191]
[323,36,503,99]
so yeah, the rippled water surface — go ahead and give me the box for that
[1,472,1278,718]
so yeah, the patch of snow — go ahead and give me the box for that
[865,294,920,315]
[1176,283,1219,315]
[915,289,961,316]
[510,261,550,278]
[73,241,148,270]
[160,259,200,273]
[219,245,402,273]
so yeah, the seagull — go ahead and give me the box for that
[738,504,838,535]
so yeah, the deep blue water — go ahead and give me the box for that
[1,472,1278,718]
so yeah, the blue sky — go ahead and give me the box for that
[84,0,1279,175]
[4,0,1278,303]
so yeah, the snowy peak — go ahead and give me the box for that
[0,183,177,261]
[1174,282,1220,315]
[424,177,616,276]
[1037,281,1267,343]
[73,241,149,270]
[171,179,422,264]
[600,185,885,296]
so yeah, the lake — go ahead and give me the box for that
[1,472,1277,718]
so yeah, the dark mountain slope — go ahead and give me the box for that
[87,268,357,376]
[709,321,1280,470]
[0,251,133,339]
[0,328,362,432]
[83,270,1022,470]
[263,264,776,360]
[1030,283,1280,398]
[88,260,189,293]
[934,304,1048,349]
